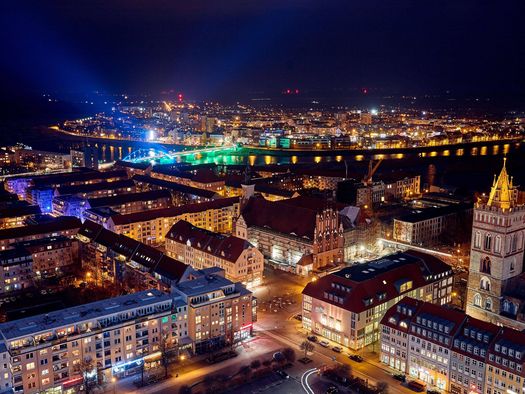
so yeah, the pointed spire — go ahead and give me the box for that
[487,157,515,210]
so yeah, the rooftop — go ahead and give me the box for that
[166,220,253,262]
[111,197,239,226]
[0,216,81,242]
[0,289,170,341]
[87,189,171,208]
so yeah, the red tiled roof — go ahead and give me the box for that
[111,197,239,226]
[302,252,452,314]
[241,196,322,240]
[166,220,251,263]
[380,297,421,332]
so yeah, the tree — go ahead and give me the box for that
[74,357,107,394]
[376,381,389,394]
[238,365,252,382]
[159,331,173,379]
[250,359,261,370]
[282,347,296,363]
[334,363,351,380]
[300,340,315,359]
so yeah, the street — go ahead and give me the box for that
[122,267,417,394]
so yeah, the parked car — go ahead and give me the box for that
[349,354,363,362]
[319,339,330,347]
[408,380,427,392]
[393,373,406,382]
[307,335,318,342]
[276,370,289,379]
[332,346,343,353]
[293,314,303,321]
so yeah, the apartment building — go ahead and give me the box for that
[0,205,41,229]
[0,248,33,294]
[151,167,225,194]
[393,204,472,246]
[0,217,81,250]
[132,175,220,205]
[0,290,175,394]
[13,236,80,279]
[172,268,256,354]
[302,250,453,350]
[76,220,191,290]
[85,190,172,216]
[379,298,525,394]
[101,197,239,246]
[165,220,263,286]
[54,179,137,199]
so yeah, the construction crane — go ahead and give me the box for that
[363,158,383,186]
[162,101,173,112]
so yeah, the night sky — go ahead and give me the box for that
[1,1,524,103]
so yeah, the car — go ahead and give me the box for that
[332,346,343,353]
[408,380,426,392]
[393,373,406,382]
[326,386,339,394]
[349,354,363,362]
[307,335,318,342]
[293,314,303,321]
[276,370,289,379]
[319,340,330,347]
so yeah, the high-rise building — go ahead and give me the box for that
[465,158,525,330]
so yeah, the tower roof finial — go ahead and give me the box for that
[487,156,515,210]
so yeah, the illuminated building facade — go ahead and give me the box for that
[104,198,240,246]
[236,196,344,274]
[0,290,175,394]
[302,251,453,350]
[165,220,264,287]
[380,297,525,394]
[172,268,256,354]
[466,159,525,330]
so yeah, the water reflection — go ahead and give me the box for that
[85,140,520,166]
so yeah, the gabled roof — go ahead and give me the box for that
[111,197,239,226]
[166,220,252,262]
[56,179,136,196]
[32,170,127,188]
[302,251,452,313]
[87,189,171,208]
[0,216,81,241]
[132,175,217,199]
[241,196,337,240]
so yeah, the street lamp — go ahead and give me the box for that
[111,377,116,394]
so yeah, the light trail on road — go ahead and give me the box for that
[301,368,317,394]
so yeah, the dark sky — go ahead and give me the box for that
[1,1,524,102]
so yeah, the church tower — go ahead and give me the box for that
[466,158,525,329]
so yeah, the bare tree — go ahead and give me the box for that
[158,331,173,379]
[74,357,100,394]
[250,359,261,370]
[238,365,252,382]
[334,363,351,380]
[282,347,296,363]
[300,340,314,359]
